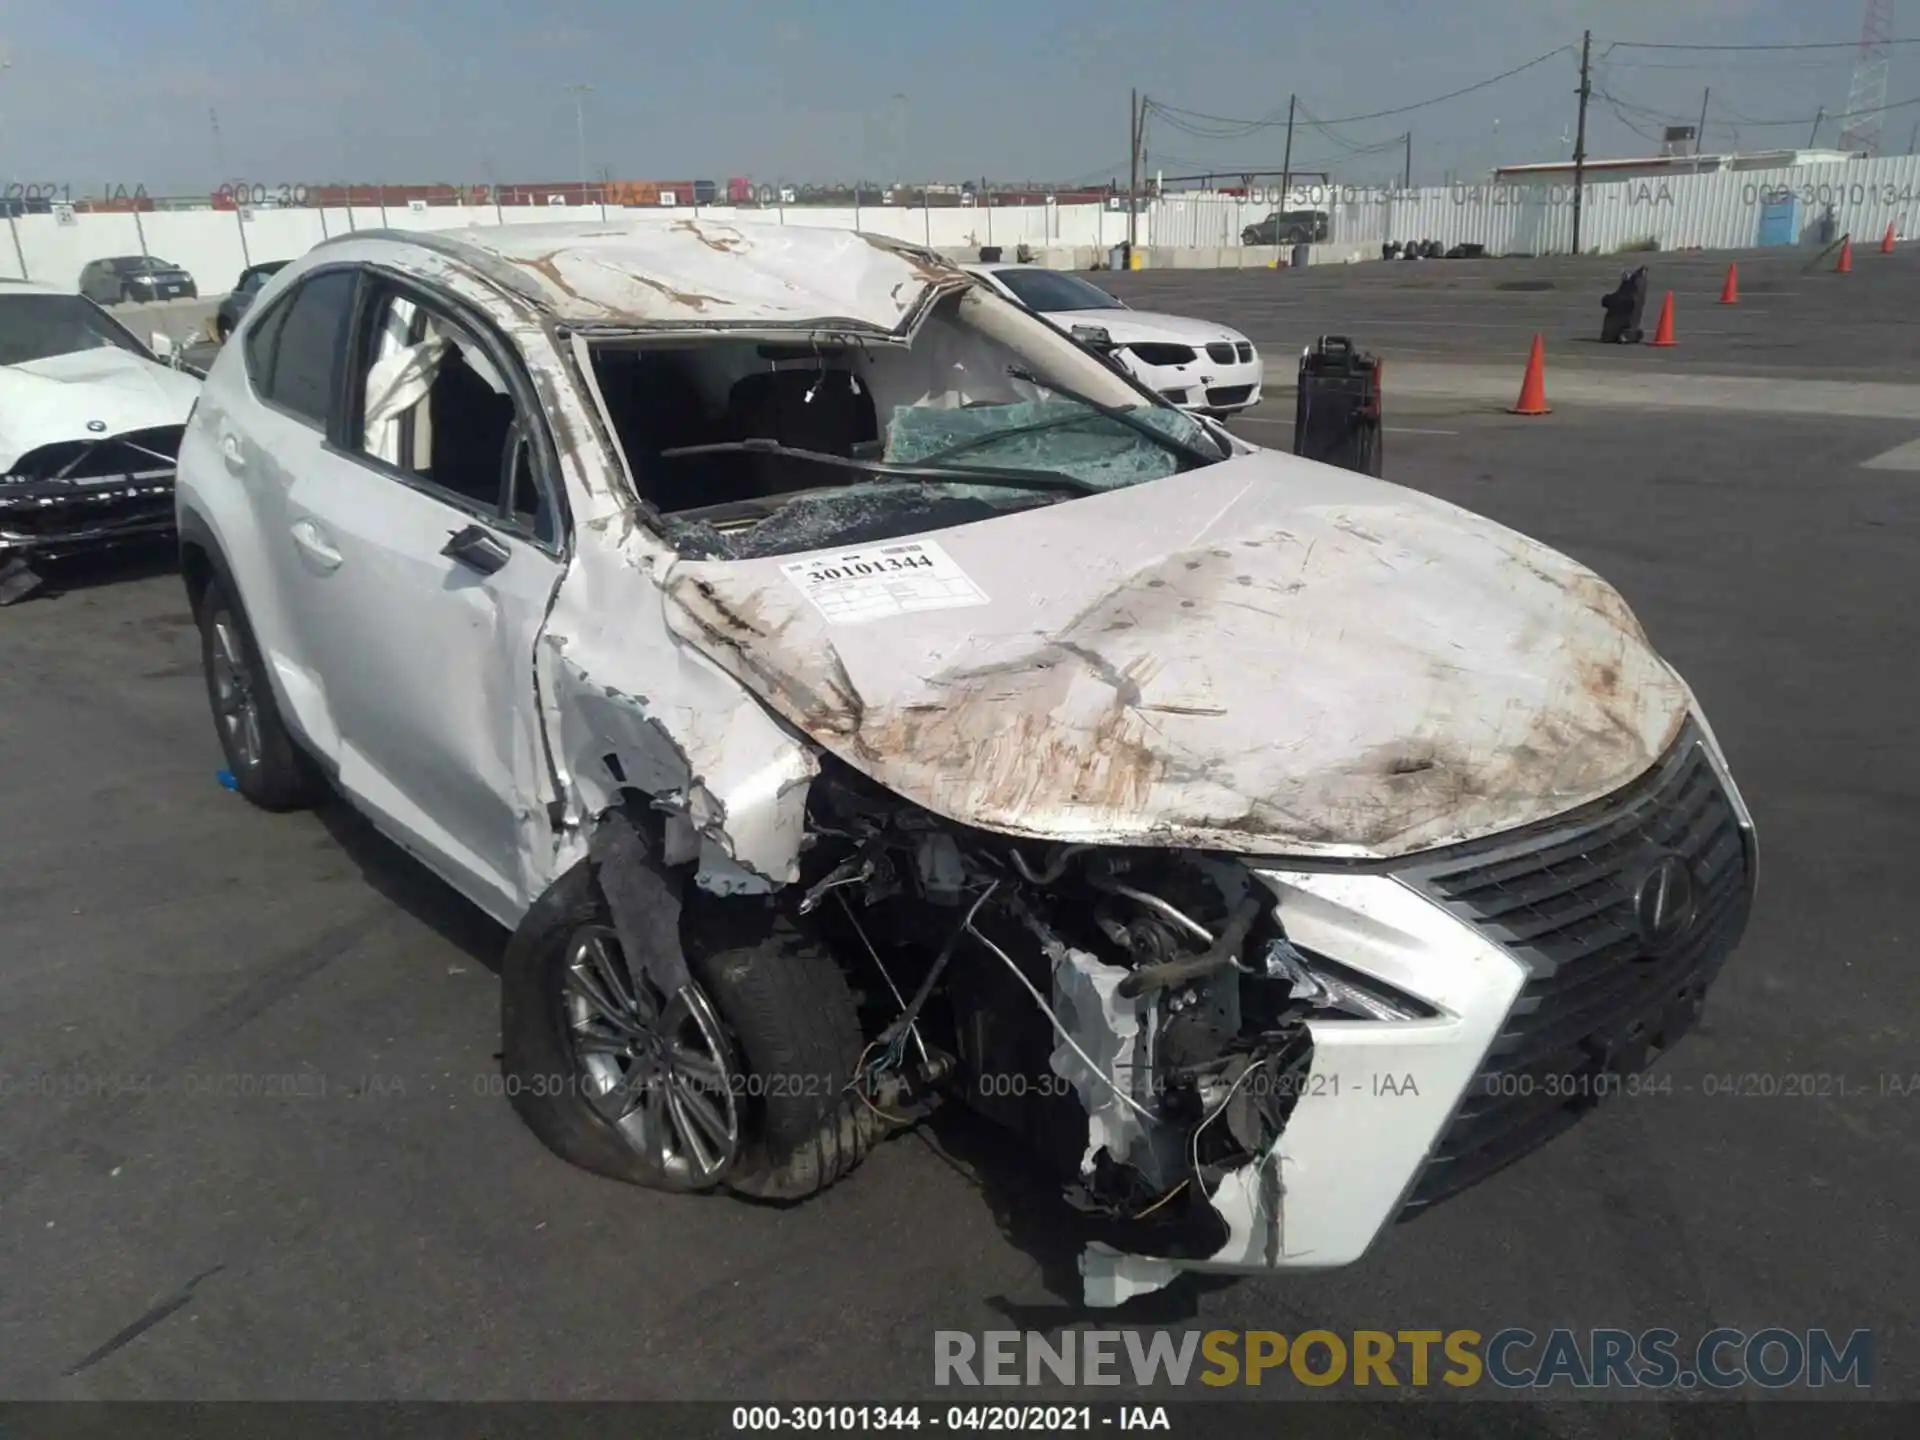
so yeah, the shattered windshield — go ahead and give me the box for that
[0,295,150,367]
[592,284,1228,562]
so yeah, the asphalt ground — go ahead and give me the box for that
[3,251,1918,1425]
[1103,244,1920,383]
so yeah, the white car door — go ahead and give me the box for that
[276,272,567,924]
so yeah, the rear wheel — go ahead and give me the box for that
[196,577,327,810]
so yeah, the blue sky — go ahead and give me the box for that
[2,0,1914,198]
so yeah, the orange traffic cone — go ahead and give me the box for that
[1648,291,1676,346]
[1882,223,1897,254]
[1509,334,1550,415]
[1837,237,1854,273]
[1719,264,1739,304]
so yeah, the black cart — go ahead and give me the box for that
[1293,335,1383,477]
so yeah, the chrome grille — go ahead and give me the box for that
[1393,721,1754,1217]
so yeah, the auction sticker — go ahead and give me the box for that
[780,540,988,625]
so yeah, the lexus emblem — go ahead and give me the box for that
[1633,853,1698,955]
[86,420,108,433]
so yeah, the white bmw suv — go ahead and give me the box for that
[176,218,1755,1305]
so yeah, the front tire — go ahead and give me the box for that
[196,577,326,810]
[501,863,878,1200]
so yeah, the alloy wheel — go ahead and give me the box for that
[561,925,742,1189]
[208,607,264,771]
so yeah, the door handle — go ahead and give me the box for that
[442,523,511,576]
[290,519,343,572]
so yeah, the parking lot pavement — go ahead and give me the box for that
[4,255,1918,1409]
[111,297,220,349]
[1103,247,1920,382]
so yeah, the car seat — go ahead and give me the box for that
[719,368,878,500]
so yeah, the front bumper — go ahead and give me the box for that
[1118,350,1264,414]
[1082,716,1756,1303]
[1,427,184,562]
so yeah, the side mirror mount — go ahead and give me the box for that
[1070,324,1114,352]
[150,331,176,359]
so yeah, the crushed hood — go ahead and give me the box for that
[1064,308,1249,349]
[662,452,1692,860]
[0,348,199,472]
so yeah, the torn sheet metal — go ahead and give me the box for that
[661,451,1693,862]
[542,520,820,897]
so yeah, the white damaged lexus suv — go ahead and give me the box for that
[174,217,1755,1306]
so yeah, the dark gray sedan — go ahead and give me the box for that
[214,260,290,341]
[78,256,199,305]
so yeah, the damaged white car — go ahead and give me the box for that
[175,219,1756,1306]
[2,278,200,596]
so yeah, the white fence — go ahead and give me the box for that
[8,155,1919,293]
[0,200,1149,293]
[1156,153,1920,255]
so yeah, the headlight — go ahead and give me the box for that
[1257,937,1435,1022]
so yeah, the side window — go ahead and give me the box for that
[353,287,550,536]
[260,269,356,427]
[507,425,557,545]
[243,291,291,388]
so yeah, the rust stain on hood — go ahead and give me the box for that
[671,219,750,253]
[660,455,1696,860]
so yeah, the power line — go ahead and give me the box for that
[1604,85,1920,130]
[1145,45,1575,135]
[1603,37,1920,52]
[1598,56,1854,72]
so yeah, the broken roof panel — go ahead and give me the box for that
[390,218,963,331]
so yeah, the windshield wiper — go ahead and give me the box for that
[654,438,1100,495]
[1003,364,1228,466]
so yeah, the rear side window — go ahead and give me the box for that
[245,268,357,428]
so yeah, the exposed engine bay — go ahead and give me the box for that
[780,760,1425,1293]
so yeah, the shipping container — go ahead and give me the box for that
[727,176,752,203]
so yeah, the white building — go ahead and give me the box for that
[1490,148,1865,187]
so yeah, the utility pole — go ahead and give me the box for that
[1809,107,1826,148]
[1909,119,1920,153]
[1696,87,1711,161]
[566,82,592,191]
[1280,94,1297,206]
[1126,89,1145,264]
[1403,131,1412,189]
[1571,29,1592,256]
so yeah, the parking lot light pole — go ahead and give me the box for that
[1572,29,1592,255]
[567,83,592,196]
[1280,95,1296,211]
[1127,88,1139,264]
